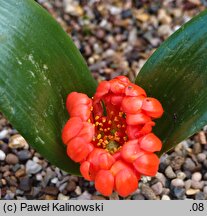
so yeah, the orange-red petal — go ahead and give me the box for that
[139,133,162,152]
[126,125,142,139]
[87,148,107,172]
[115,168,138,197]
[78,122,95,143]
[67,137,91,162]
[121,140,144,163]
[61,117,83,145]
[138,121,155,136]
[110,95,124,106]
[115,76,130,84]
[126,112,151,125]
[142,97,164,118]
[94,81,111,101]
[110,160,132,176]
[121,96,145,114]
[95,170,114,196]
[125,83,146,97]
[80,161,93,181]
[70,104,91,121]
[99,153,115,170]
[66,92,91,113]
[133,153,159,176]
[110,79,126,94]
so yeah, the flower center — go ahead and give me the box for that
[92,111,128,154]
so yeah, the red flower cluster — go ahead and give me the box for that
[62,76,163,197]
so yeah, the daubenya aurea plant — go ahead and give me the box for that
[62,77,163,196]
[1,0,207,197]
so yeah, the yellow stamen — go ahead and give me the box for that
[95,116,99,120]
[97,134,102,139]
[114,117,118,122]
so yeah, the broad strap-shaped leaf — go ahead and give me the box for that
[0,0,97,174]
[136,10,207,155]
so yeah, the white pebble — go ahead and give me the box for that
[58,193,69,200]
[75,186,82,195]
[33,156,40,163]
[161,195,170,200]
[36,174,43,181]
[192,172,202,182]
[176,171,186,180]
[0,150,6,160]
[0,129,9,139]
[51,177,58,184]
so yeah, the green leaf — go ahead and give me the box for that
[0,0,97,174]
[136,10,207,155]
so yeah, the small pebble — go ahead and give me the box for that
[141,184,157,200]
[171,178,185,188]
[9,134,28,149]
[12,164,21,172]
[176,171,186,180]
[203,186,207,194]
[31,187,41,197]
[42,168,56,187]
[203,173,207,180]
[36,173,43,181]
[161,195,171,200]
[183,158,196,172]
[17,150,32,161]
[197,153,206,162]
[44,195,56,200]
[0,129,9,139]
[26,160,42,174]
[43,186,59,196]
[59,182,68,192]
[91,195,106,200]
[162,188,170,195]
[0,149,6,160]
[58,193,70,200]
[151,182,163,195]
[109,192,119,200]
[195,192,206,200]
[191,181,204,189]
[172,187,185,199]
[156,172,167,186]
[193,142,202,154]
[198,131,206,144]
[15,168,26,178]
[185,180,192,190]
[192,172,202,182]
[75,186,82,195]
[158,24,172,37]
[77,191,92,200]
[165,166,176,179]
[51,177,58,184]
[186,188,200,195]
[19,177,31,192]
[67,181,76,192]
[170,156,185,170]
[5,153,19,165]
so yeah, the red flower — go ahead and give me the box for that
[62,76,163,197]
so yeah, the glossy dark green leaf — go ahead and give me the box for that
[0,0,97,174]
[136,10,207,155]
